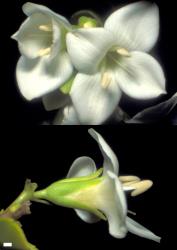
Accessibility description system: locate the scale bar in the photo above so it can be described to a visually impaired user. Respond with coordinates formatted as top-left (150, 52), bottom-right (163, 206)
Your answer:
top-left (3, 242), bottom-right (12, 247)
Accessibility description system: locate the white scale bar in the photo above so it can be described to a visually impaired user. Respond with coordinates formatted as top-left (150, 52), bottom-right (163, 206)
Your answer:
top-left (3, 243), bottom-right (12, 247)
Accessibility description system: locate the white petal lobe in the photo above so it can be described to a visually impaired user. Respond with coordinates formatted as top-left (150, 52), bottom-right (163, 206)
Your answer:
top-left (88, 129), bottom-right (119, 175)
top-left (71, 73), bottom-right (121, 124)
top-left (67, 157), bottom-right (96, 178)
top-left (22, 2), bottom-right (71, 28)
top-left (116, 51), bottom-right (166, 99)
top-left (66, 28), bottom-right (115, 74)
top-left (126, 217), bottom-right (161, 243)
top-left (105, 1), bottom-right (159, 52)
top-left (16, 52), bottom-right (73, 100)
top-left (75, 209), bottom-right (100, 224)
top-left (96, 172), bottom-right (127, 238)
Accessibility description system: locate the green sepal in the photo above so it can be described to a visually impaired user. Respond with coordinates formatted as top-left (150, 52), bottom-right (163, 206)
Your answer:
top-left (78, 16), bottom-right (97, 28)
top-left (59, 168), bottom-right (103, 183)
top-left (0, 218), bottom-right (38, 250)
top-left (33, 168), bottom-right (106, 220)
top-left (60, 75), bottom-right (75, 94)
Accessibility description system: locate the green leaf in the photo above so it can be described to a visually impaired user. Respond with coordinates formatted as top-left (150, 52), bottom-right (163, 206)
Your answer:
top-left (0, 218), bottom-right (38, 250)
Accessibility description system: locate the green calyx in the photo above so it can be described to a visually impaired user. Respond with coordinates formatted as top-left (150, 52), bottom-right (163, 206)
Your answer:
top-left (33, 168), bottom-right (106, 220)
top-left (59, 167), bottom-right (103, 183)
top-left (60, 75), bottom-right (75, 94)
top-left (78, 16), bottom-right (98, 28)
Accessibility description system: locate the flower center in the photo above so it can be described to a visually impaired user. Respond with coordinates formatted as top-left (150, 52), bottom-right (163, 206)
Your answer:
top-left (37, 24), bottom-right (53, 57)
top-left (39, 24), bottom-right (53, 32)
top-left (116, 48), bottom-right (130, 57)
top-left (38, 47), bottom-right (52, 57)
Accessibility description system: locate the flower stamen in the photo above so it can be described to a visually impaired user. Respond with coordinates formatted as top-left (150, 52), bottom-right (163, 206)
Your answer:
top-left (117, 48), bottom-right (130, 57)
top-left (101, 72), bottom-right (112, 88)
top-left (123, 180), bottom-right (140, 186)
top-left (121, 176), bottom-right (153, 197)
top-left (39, 25), bottom-right (52, 32)
top-left (38, 47), bottom-right (51, 57)
top-left (130, 180), bottom-right (153, 197)
top-left (119, 176), bottom-right (140, 183)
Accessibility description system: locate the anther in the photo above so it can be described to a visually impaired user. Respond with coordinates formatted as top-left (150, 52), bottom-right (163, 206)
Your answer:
top-left (117, 48), bottom-right (130, 57)
top-left (38, 47), bottom-right (51, 57)
top-left (101, 72), bottom-right (112, 88)
top-left (119, 176), bottom-right (141, 183)
top-left (131, 180), bottom-right (153, 197)
top-left (39, 25), bottom-right (52, 32)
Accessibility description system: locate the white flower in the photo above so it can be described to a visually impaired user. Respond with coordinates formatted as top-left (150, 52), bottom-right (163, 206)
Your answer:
top-left (66, 1), bottom-right (166, 124)
top-left (12, 2), bottom-right (73, 100)
top-left (66, 128), bottom-right (161, 242)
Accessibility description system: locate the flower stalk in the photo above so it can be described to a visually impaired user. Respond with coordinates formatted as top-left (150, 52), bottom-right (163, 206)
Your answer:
top-left (0, 180), bottom-right (37, 220)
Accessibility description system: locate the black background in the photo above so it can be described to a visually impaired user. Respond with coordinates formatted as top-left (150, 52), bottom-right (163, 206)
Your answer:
top-left (4, 0), bottom-right (177, 125)
top-left (1, 0), bottom-right (177, 250)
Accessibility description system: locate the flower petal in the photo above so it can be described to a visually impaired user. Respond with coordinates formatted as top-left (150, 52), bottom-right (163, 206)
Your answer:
top-left (105, 1), bottom-right (159, 52)
top-left (126, 217), bottom-right (161, 242)
top-left (53, 104), bottom-right (80, 125)
top-left (71, 73), bottom-right (121, 124)
top-left (42, 90), bottom-right (69, 111)
top-left (116, 51), bottom-right (166, 99)
top-left (96, 171), bottom-right (127, 238)
top-left (16, 51), bottom-right (73, 100)
top-left (75, 209), bottom-right (100, 224)
top-left (22, 2), bottom-right (71, 29)
top-left (88, 129), bottom-right (119, 175)
top-left (12, 2), bottom-right (71, 59)
top-left (66, 28), bottom-right (115, 74)
top-left (67, 156), bottom-right (96, 178)
top-left (127, 93), bottom-right (177, 124)
top-left (67, 156), bottom-right (99, 223)
top-left (107, 171), bottom-right (127, 214)
top-left (12, 13), bottom-right (54, 59)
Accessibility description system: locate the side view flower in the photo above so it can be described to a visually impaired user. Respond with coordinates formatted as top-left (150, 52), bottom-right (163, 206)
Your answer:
top-left (33, 129), bottom-right (161, 242)
top-left (0, 129), bottom-right (161, 247)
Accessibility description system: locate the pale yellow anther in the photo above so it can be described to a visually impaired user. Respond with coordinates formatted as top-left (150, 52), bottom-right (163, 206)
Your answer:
top-left (119, 175), bottom-right (141, 183)
top-left (101, 72), bottom-right (112, 88)
top-left (38, 47), bottom-right (51, 57)
top-left (130, 180), bottom-right (153, 197)
top-left (123, 180), bottom-right (140, 186)
top-left (117, 48), bottom-right (130, 57)
top-left (39, 25), bottom-right (52, 32)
